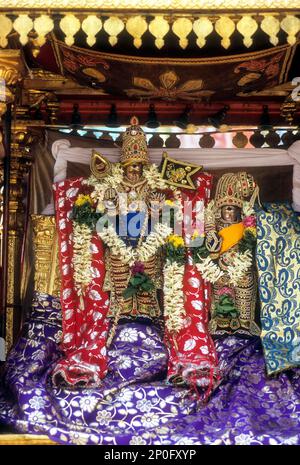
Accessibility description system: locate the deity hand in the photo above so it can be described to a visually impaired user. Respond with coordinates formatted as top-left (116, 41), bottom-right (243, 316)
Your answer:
top-left (147, 191), bottom-right (166, 215)
top-left (103, 187), bottom-right (118, 215)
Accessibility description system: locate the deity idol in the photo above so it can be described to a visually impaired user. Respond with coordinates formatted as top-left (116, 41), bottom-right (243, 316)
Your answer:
top-left (52, 117), bottom-right (218, 392)
top-left (196, 172), bottom-right (261, 337)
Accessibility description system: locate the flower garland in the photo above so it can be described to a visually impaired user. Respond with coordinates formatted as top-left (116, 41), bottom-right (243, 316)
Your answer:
top-left (83, 163), bottom-right (124, 212)
top-left (163, 260), bottom-right (185, 333)
top-left (195, 257), bottom-right (225, 284)
top-left (143, 164), bottom-right (172, 190)
top-left (162, 234), bottom-right (187, 333)
top-left (72, 163), bottom-right (184, 312)
top-left (98, 222), bottom-right (172, 267)
top-left (226, 249), bottom-right (253, 286)
top-left (72, 222), bottom-right (93, 295)
top-left (194, 202), bottom-right (257, 286)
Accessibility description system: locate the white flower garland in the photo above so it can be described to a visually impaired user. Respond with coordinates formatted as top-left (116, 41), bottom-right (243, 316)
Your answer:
top-left (84, 163), bottom-right (124, 210)
top-left (72, 222), bottom-right (93, 294)
top-left (226, 250), bottom-right (252, 286)
top-left (98, 222), bottom-right (172, 267)
top-left (242, 201), bottom-right (255, 217)
top-left (195, 257), bottom-right (225, 284)
top-left (163, 261), bottom-right (185, 333)
top-left (143, 165), bottom-right (184, 222)
top-left (73, 163), bottom-right (182, 297)
top-left (196, 249), bottom-right (253, 286)
top-left (143, 164), bottom-right (170, 190)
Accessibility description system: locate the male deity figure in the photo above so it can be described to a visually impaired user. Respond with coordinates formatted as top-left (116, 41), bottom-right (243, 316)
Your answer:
top-left (52, 117), bottom-right (218, 392)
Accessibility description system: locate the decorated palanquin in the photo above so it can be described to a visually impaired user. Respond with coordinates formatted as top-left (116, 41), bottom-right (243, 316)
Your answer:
top-left (51, 118), bottom-right (219, 392)
top-left (1, 122), bottom-right (300, 446)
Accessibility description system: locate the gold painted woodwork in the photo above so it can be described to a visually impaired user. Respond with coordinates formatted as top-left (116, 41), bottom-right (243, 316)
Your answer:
top-left (149, 16), bottom-right (169, 50)
top-left (215, 16), bottom-right (235, 50)
top-left (82, 15), bottom-right (102, 47)
top-left (31, 215), bottom-right (61, 298)
top-left (13, 14), bottom-right (33, 46)
top-left (281, 15), bottom-right (300, 46)
top-left (0, 15), bottom-right (13, 48)
top-left (0, 12), bottom-right (298, 50)
top-left (193, 17), bottom-right (213, 48)
top-left (0, 50), bottom-right (25, 115)
top-left (126, 16), bottom-right (148, 49)
top-left (261, 15), bottom-right (280, 46)
top-left (33, 14), bottom-right (54, 47)
top-left (103, 16), bottom-right (124, 46)
top-left (59, 14), bottom-right (81, 47)
top-left (1, 0), bottom-right (299, 10)
top-left (237, 16), bottom-right (258, 48)
top-left (4, 107), bottom-right (44, 353)
top-left (172, 17), bottom-right (193, 50)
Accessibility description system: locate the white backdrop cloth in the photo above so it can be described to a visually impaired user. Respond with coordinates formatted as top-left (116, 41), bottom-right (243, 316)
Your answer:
top-left (42, 139), bottom-right (300, 214)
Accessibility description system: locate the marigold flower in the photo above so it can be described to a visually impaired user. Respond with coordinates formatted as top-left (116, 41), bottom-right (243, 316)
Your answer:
top-left (165, 199), bottom-right (175, 207)
top-left (191, 230), bottom-right (199, 240)
top-left (167, 234), bottom-right (185, 248)
top-left (75, 194), bottom-right (92, 207)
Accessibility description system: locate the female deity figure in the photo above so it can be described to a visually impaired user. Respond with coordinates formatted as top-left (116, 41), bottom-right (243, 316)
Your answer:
top-left (197, 172), bottom-right (261, 337)
top-left (51, 117), bottom-right (218, 391)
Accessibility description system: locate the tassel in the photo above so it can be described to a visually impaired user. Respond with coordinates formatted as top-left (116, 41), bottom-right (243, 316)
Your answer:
top-left (249, 185), bottom-right (261, 208)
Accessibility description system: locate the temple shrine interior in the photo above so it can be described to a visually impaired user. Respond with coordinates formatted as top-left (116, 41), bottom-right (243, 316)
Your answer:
top-left (0, 0), bottom-right (300, 447)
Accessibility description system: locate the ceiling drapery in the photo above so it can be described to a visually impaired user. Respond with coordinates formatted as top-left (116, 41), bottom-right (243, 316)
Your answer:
top-left (30, 39), bottom-right (297, 101)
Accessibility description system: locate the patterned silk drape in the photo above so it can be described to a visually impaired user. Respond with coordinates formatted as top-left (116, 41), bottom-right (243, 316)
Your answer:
top-left (256, 203), bottom-right (300, 375)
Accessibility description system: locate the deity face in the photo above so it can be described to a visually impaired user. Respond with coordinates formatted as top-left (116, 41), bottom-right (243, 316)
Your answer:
top-left (124, 162), bottom-right (144, 184)
top-left (221, 205), bottom-right (241, 223)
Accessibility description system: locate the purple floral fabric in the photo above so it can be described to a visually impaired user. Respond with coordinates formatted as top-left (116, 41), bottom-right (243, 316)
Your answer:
top-left (1, 291), bottom-right (300, 445)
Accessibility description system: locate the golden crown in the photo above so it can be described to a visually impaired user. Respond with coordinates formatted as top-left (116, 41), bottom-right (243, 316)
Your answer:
top-left (215, 172), bottom-right (256, 209)
top-left (120, 116), bottom-right (149, 166)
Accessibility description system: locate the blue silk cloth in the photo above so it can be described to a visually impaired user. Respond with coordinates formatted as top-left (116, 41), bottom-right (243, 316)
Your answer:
top-left (256, 203), bottom-right (300, 375)
top-left (1, 290), bottom-right (300, 445)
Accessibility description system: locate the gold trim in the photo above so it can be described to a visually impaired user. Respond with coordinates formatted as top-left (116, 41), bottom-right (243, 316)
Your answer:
top-left (31, 215), bottom-right (61, 298)
top-left (0, 434), bottom-right (56, 445)
top-left (281, 41), bottom-right (297, 83)
top-left (0, 0), bottom-right (299, 10)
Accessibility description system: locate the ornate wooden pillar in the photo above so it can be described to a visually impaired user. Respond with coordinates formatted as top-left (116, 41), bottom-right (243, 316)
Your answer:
top-left (0, 50), bottom-right (45, 354)
top-left (5, 114), bottom-right (35, 352)
top-left (0, 51), bottom-right (25, 357)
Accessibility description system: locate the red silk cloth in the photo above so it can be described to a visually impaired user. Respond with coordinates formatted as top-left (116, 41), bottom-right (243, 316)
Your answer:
top-left (52, 177), bottom-right (110, 386)
top-left (52, 173), bottom-right (218, 391)
top-left (164, 174), bottom-right (219, 393)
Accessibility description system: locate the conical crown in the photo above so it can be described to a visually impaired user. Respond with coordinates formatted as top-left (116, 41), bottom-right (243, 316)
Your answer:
top-left (120, 116), bottom-right (149, 166)
top-left (215, 172), bottom-right (256, 209)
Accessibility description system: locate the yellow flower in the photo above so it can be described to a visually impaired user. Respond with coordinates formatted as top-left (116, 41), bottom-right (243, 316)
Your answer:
top-left (165, 199), bottom-right (175, 207)
top-left (191, 230), bottom-right (199, 240)
top-left (168, 234), bottom-right (185, 248)
top-left (245, 226), bottom-right (257, 237)
top-left (97, 201), bottom-right (105, 213)
top-left (75, 194), bottom-right (92, 207)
